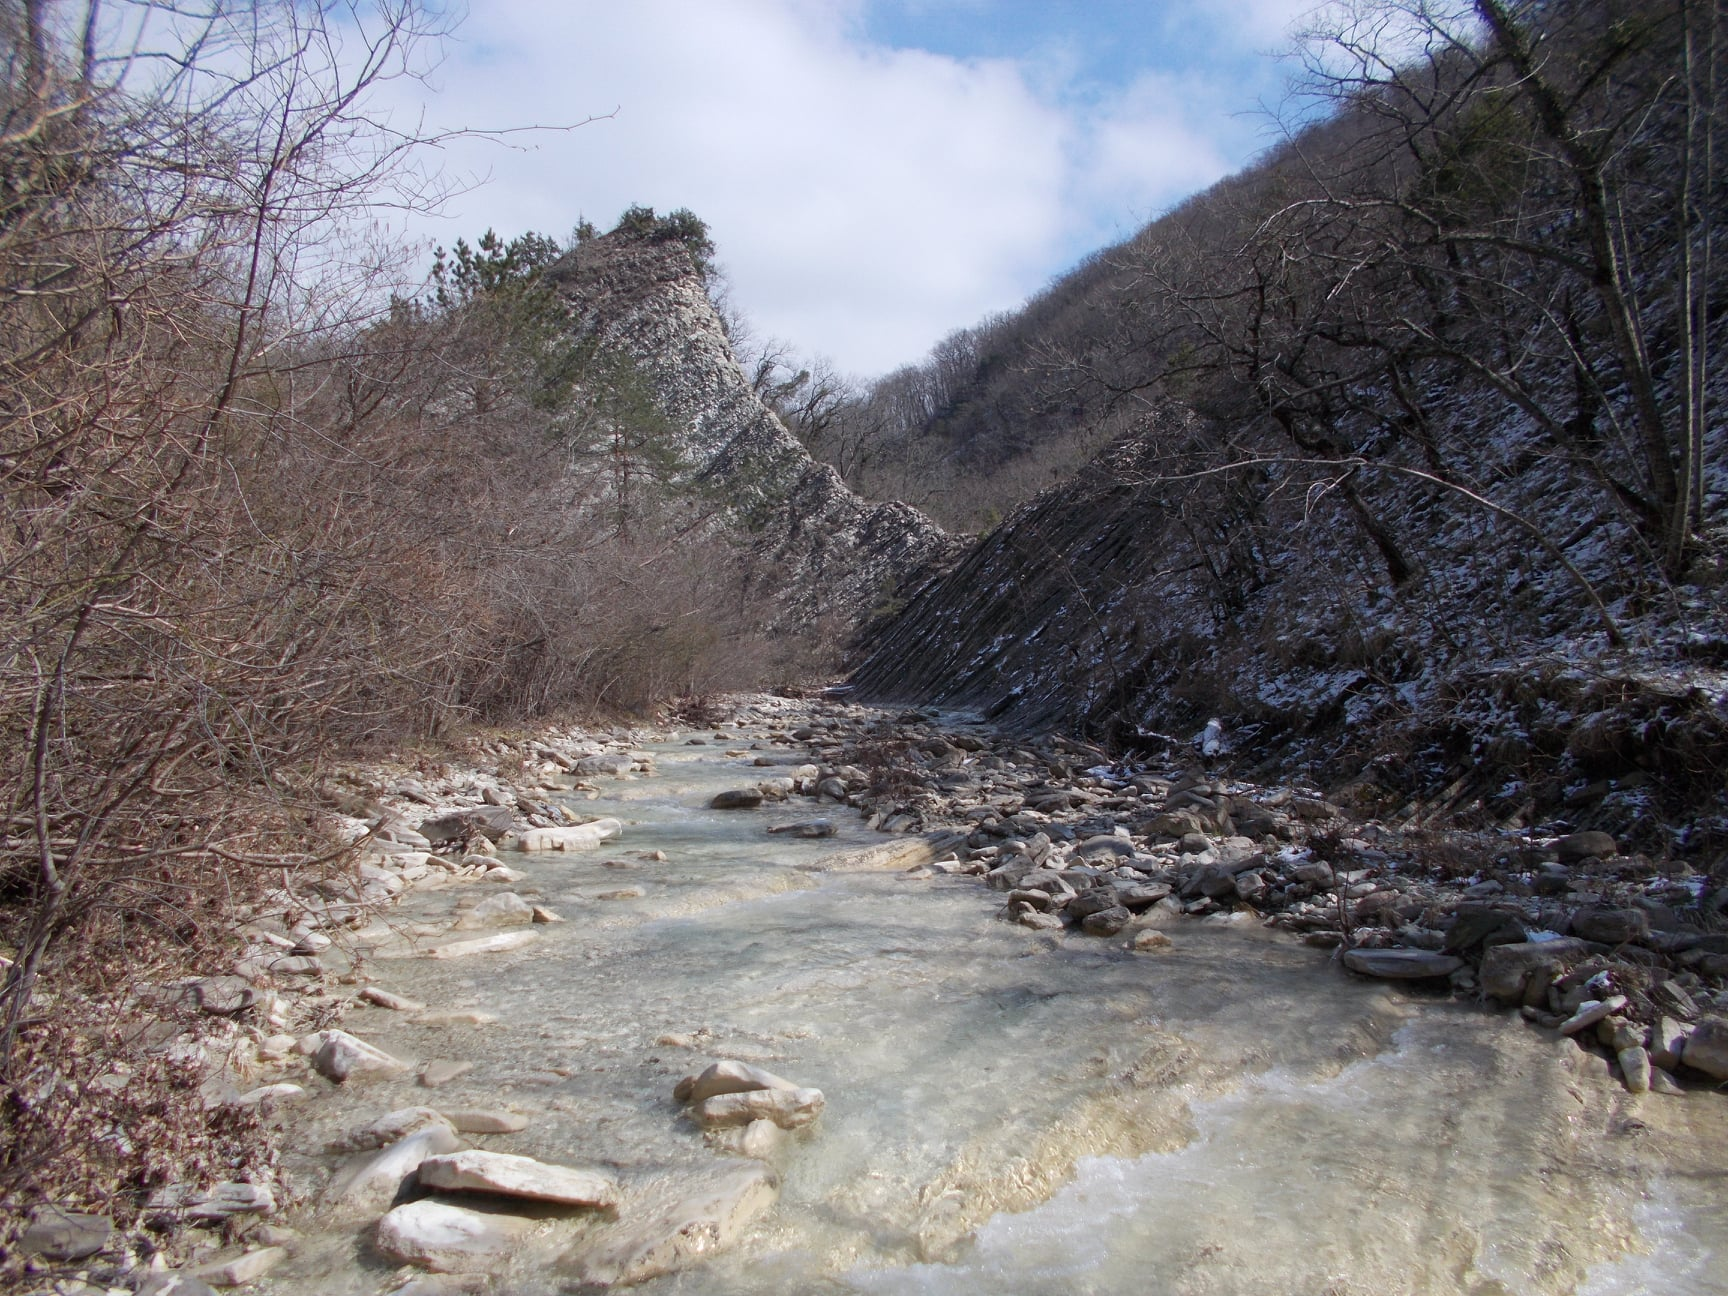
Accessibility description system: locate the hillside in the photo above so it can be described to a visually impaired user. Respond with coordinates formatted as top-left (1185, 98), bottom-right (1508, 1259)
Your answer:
top-left (850, 0), bottom-right (1728, 855)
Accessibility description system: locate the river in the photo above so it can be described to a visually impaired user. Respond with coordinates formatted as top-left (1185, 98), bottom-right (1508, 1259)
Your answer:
top-left (260, 716), bottom-right (1728, 1295)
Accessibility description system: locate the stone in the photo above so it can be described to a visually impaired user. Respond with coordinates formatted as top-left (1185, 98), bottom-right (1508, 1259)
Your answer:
top-left (441, 1109), bottom-right (531, 1134)
top-left (426, 930), bottom-right (538, 959)
top-left (417, 1150), bottom-right (618, 1207)
top-left (335, 1107), bottom-right (455, 1152)
top-left (20, 1206), bottom-right (111, 1261)
top-left (710, 789), bottom-right (764, 810)
top-left (1555, 830), bottom-right (1617, 863)
top-left (147, 1182), bottom-right (275, 1223)
top-left (501, 819), bottom-right (622, 852)
top-left (361, 986), bottom-right (426, 1012)
top-left (376, 1199), bottom-right (537, 1274)
top-left (1080, 905), bottom-right (1132, 936)
top-left (1649, 1016), bottom-right (1692, 1071)
top-left (189, 976), bottom-right (258, 1016)
top-left (1073, 835), bottom-right (1136, 860)
top-left (135, 1276), bottom-right (221, 1296)
top-left (194, 1246), bottom-right (287, 1287)
top-left (312, 1030), bottom-right (410, 1082)
top-left (453, 892), bottom-right (535, 929)
top-left (1342, 948), bottom-right (1466, 980)
top-left (674, 1060), bottom-right (798, 1105)
top-left (323, 1124), bottom-right (464, 1213)
top-left (1570, 906), bottom-right (1650, 945)
top-left (692, 1087), bottom-right (825, 1130)
top-left (531, 906), bottom-right (565, 924)
top-left (560, 1163), bottom-right (779, 1288)
top-left (420, 1060), bottom-right (474, 1088)
top-left (736, 1118), bottom-right (787, 1161)
top-left (766, 818), bottom-right (836, 838)
top-left (229, 1082), bottom-right (306, 1109)
top-left (1016, 910), bottom-right (1064, 931)
top-left (1558, 996), bottom-right (1628, 1036)
top-left (1443, 905), bottom-right (1527, 954)
top-left (1680, 1015), bottom-right (1728, 1079)
top-left (1617, 1045), bottom-right (1652, 1094)
top-left (1479, 938), bottom-right (1592, 1004)
top-left (597, 887), bottom-right (645, 901)
top-left (385, 1277), bottom-right (491, 1296)
top-left (1130, 929), bottom-right (1173, 952)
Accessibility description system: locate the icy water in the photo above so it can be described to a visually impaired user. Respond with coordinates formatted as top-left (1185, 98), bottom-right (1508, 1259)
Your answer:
top-left (263, 735), bottom-right (1728, 1295)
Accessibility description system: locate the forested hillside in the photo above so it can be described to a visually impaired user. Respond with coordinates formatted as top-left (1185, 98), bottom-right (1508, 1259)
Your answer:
top-left (853, 0), bottom-right (1728, 850)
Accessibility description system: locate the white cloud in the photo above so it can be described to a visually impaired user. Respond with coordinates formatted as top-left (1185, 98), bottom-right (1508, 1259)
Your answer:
top-left (379, 0), bottom-right (1286, 376)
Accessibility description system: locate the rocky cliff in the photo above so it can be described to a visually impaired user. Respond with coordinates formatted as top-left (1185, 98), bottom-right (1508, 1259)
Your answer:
top-left (545, 230), bottom-right (962, 628)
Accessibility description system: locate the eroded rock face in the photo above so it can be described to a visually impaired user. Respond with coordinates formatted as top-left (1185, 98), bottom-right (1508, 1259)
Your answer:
top-left (545, 233), bottom-right (960, 629)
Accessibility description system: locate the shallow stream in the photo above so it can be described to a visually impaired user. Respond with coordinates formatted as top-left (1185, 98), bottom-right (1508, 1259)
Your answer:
top-left (264, 729), bottom-right (1728, 1295)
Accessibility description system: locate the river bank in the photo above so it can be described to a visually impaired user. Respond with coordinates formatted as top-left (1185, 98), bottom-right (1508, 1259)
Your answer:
top-left (15, 694), bottom-right (1728, 1295)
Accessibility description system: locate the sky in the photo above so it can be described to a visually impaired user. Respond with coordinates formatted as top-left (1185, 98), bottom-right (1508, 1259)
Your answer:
top-left (385, 0), bottom-right (1322, 378)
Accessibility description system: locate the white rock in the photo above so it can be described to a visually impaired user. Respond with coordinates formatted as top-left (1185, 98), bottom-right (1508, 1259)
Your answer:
top-left (333, 1106), bottom-right (454, 1152)
top-left (360, 986), bottom-right (426, 1012)
top-left (692, 1087), bottom-right (825, 1130)
top-left (440, 1109), bottom-right (530, 1135)
top-left (194, 1246), bottom-right (287, 1287)
top-left (425, 930), bottom-right (538, 960)
top-left (312, 1030), bottom-right (410, 1082)
top-left (322, 1124), bottom-right (463, 1214)
top-left (673, 1060), bottom-right (798, 1105)
top-left (417, 1150), bottom-right (617, 1207)
top-left (228, 1083), bottom-right (306, 1109)
top-left (500, 819), bottom-right (622, 852)
top-left (452, 892), bottom-right (534, 930)
top-left (376, 1199), bottom-right (537, 1274)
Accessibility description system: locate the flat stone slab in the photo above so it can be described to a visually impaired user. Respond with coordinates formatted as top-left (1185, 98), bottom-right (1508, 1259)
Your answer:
top-left (1342, 948), bottom-right (1465, 980)
top-left (21, 1206), bottom-right (111, 1261)
top-left (193, 1246), bottom-right (287, 1287)
top-left (426, 930), bottom-right (539, 959)
top-left (501, 819), bottom-right (622, 852)
top-left (376, 1199), bottom-right (538, 1274)
top-left (417, 1150), bottom-right (617, 1208)
top-left (560, 1163), bottom-right (779, 1287)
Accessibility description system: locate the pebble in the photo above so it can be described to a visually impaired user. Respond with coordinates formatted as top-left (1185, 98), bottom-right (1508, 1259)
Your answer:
top-left (441, 1109), bottom-right (531, 1134)
top-left (361, 986), bottom-right (426, 1012)
top-left (420, 1060), bottom-right (474, 1088)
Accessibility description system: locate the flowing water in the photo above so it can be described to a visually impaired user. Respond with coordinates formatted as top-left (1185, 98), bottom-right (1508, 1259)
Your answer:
top-left (263, 729), bottom-right (1728, 1295)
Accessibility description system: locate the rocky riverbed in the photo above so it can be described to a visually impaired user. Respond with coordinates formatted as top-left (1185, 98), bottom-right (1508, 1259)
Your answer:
top-left (17, 694), bottom-right (1728, 1296)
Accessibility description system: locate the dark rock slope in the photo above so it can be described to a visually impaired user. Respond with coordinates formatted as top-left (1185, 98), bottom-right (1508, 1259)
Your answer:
top-left (850, 397), bottom-right (1728, 856)
top-left (546, 231), bottom-right (962, 627)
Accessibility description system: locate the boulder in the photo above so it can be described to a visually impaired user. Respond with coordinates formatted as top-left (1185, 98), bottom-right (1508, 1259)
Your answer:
top-left (375, 1199), bottom-right (537, 1274)
top-left (501, 819), bottom-right (621, 852)
top-left (322, 1124), bottom-right (463, 1214)
top-left (709, 789), bottom-right (764, 810)
top-left (333, 1106), bottom-right (454, 1152)
top-left (1080, 906), bottom-right (1132, 936)
top-left (1342, 948), bottom-right (1465, 980)
top-left (560, 1163), bottom-right (779, 1288)
top-left (426, 931), bottom-right (538, 959)
top-left (312, 1030), bottom-right (410, 1082)
top-left (1681, 1015), bottom-right (1728, 1080)
top-left (1555, 830), bottom-right (1617, 863)
top-left (417, 1150), bottom-right (617, 1208)
top-left (766, 818), bottom-right (837, 838)
top-left (1478, 938), bottom-right (1592, 1004)
top-left (452, 892), bottom-right (535, 930)
top-left (692, 1087), bottom-right (825, 1130)
top-left (674, 1060), bottom-right (797, 1105)
top-left (1570, 906), bottom-right (1650, 945)
top-left (20, 1206), bottom-right (111, 1261)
